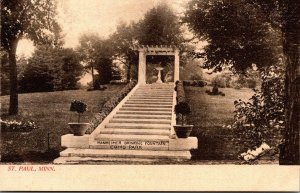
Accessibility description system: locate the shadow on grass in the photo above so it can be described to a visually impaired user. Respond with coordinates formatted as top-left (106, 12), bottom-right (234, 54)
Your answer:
top-left (1, 149), bottom-right (61, 163)
top-left (190, 126), bottom-right (238, 160)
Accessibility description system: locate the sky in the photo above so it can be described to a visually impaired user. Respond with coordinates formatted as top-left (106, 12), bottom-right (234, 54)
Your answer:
top-left (17, 0), bottom-right (186, 58)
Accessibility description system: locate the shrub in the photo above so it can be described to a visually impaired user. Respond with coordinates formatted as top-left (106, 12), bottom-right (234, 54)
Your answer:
top-left (175, 102), bottom-right (191, 125)
top-left (175, 81), bottom-right (192, 124)
top-left (70, 100), bottom-right (88, 122)
top-left (211, 74), bottom-right (230, 88)
top-left (175, 81), bottom-right (186, 103)
top-left (86, 80), bottom-right (137, 134)
top-left (231, 65), bottom-right (284, 152)
top-left (206, 84), bottom-right (225, 96)
top-left (1, 119), bottom-right (39, 132)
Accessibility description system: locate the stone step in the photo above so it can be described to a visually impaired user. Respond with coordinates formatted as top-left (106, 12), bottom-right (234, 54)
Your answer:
top-left (109, 118), bottom-right (171, 124)
top-left (114, 114), bottom-right (172, 119)
top-left (53, 156), bottom-right (171, 164)
top-left (138, 86), bottom-right (173, 88)
top-left (59, 148), bottom-right (191, 160)
top-left (105, 123), bottom-right (170, 129)
top-left (133, 94), bottom-right (173, 97)
top-left (122, 104), bottom-right (172, 108)
top-left (129, 97), bottom-right (173, 101)
top-left (135, 90), bottom-right (173, 93)
top-left (96, 134), bottom-right (169, 141)
top-left (130, 95), bottom-right (173, 99)
top-left (134, 91), bottom-right (173, 93)
top-left (125, 101), bottom-right (173, 105)
top-left (99, 128), bottom-right (170, 135)
top-left (116, 110), bottom-right (172, 115)
top-left (120, 106), bottom-right (171, 111)
top-left (127, 99), bottom-right (172, 102)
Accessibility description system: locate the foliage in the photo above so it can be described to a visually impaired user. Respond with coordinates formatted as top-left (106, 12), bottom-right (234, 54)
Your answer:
top-left (137, 3), bottom-right (183, 46)
top-left (175, 81), bottom-right (192, 125)
top-left (183, 80), bottom-right (206, 87)
top-left (183, 0), bottom-right (281, 73)
top-left (110, 21), bottom-right (139, 81)
top-left (0, 51), bottom-right (10, 95)
top-left (211, 69), bottom-right (260, 89)
top-left (70, 100), bottom-right (88, 123)
top-left (86, 80), bottom-right (138, 134)
top-left (18, 46), bottom-right (83, 93)
top-left (180, 59), bottom-right (204, 81)
top-left (1, 119), bottom-right (38, 133)
top-left (231, 65), bottom-right (285, 152)
top-left (175, 102), bottom-right (192, 125)
top-left (1, 0), bottom-right (59, 114)
top-left (77, 33), bottom-right (114, 86)
top-left (175, 81), bottom-right (186, 103)
top-left (70, 100), bottom-right (88, 114)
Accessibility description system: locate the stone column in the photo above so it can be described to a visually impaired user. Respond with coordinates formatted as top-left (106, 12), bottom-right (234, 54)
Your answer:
top-left (138, 49), bottom-right (146, 84)
top-left (174, 49), bottom-right (180, 82)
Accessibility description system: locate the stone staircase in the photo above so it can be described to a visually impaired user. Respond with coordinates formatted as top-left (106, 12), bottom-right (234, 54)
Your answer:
top-left (54, 84), bottom-right (197, 164)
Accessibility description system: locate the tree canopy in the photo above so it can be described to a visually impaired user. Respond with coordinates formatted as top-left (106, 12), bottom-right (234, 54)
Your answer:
top-left (183, 0), bottom-right (281, 73)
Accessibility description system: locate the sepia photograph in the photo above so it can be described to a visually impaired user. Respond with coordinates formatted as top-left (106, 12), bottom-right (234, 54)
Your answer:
top-left (0, 0), bottom-right (299, 191)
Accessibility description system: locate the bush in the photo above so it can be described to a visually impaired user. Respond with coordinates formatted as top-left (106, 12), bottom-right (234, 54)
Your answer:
top-left (211, 74), bottom-right (230, 88)
top-left (175, 81), bottom-right (186, 103)
top-left (1, 119), bottom-right (39, 132)
top-left (86, 80), bottom-right (137, 134)
top-left (231, 65), bottom-right (284, 152)
top-left (183, 80), bottom-right (207, 87)
top-left (206, 85), bottom-right (225, 96)
top-left (175, 81), bottom-right (192, 124)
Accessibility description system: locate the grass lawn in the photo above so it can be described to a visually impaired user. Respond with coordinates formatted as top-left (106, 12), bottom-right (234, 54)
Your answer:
top-left (0, 84), bottom-right (125, 162)
top-left (185, 86), bottom-right (255, 160)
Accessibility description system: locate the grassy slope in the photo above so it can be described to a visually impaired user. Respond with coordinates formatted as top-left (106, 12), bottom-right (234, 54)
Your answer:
top-left (0, 85), bottom-right (124, 161)
top-left (185, 86), bottom-right (254, 160)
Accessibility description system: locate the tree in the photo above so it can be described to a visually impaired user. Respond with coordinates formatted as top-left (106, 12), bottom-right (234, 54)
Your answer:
top-left (183, 0), bottom-right (299, 164)
top-left (18, 46), bottom-right (83, 92)
top-left (78, 33), bottom-right (114, 87)
top-left (137, 2), bottom-right (183, 46)
top-left (110, 21), bottom-right (139, 81)
top-left (183, 0), bottom-right (280, 73)
top-left (1, 0), bottom-right (58, 114)
top-left (93, 38), bottom-right (114, 85)
top-left (77, 33), bottom-right (99, 88)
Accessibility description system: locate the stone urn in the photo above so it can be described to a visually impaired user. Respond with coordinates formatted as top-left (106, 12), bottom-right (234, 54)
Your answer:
top-left (68, 123), bottom-right (89, 136)
top-left (173, 125), bottom-right (193, 138)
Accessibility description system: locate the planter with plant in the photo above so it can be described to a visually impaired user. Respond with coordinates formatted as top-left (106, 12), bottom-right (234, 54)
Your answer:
top-left (68, 100), bottom-right (89, 136)
top-left (174, 101), bottom-right (194, 138)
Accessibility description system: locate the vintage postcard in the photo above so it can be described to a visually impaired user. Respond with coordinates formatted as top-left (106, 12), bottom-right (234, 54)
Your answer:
top-left (0, 0), bottom-right (299, 191)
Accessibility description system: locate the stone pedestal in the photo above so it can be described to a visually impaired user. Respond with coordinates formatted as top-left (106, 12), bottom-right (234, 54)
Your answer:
top-left (61, 134), bottom-right (89, 148)
top-left (169, 137), bottom-right (198, 150)
top-left (155, 67), bottom-right (164, 83)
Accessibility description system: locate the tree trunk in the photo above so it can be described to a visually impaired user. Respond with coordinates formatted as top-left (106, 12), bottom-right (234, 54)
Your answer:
top-left (279, 0), bottom-right (300, 165)
top-left (91, 64), bottom-right (95, 88)
top-left (8, 39), bottom-right (19, 115)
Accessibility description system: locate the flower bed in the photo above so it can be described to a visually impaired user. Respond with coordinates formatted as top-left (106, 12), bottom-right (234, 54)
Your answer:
top-left (1, 119), bottom-right (39, 132)
top-left (86, 80), bottom-right (137, 134)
